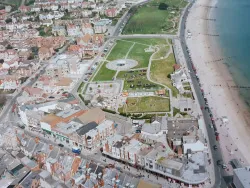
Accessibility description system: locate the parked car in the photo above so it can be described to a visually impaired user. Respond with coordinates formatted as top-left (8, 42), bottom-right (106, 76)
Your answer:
top-left (213, 145), bottom-right (218, 150)
top-left (58, 143), bottom-right (64, 147)
top-left (217, 160), bottom-right (223, 166)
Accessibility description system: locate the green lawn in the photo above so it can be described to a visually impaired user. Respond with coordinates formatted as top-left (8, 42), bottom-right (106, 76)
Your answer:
top-left (122, 38), bottom-right (167, 46)
top-left (93, 62), bottom-right (116, 81)
top-left (107, 40), bottom-right (133, 61)
top-left (150, 53), bottom-right (179, 97)
top-left (153, 45), bottom-right (170, 59)
top-left (117, 70), bottom-right (162, 91)
top-left (123, 0), bottom-right (187, 34)
top-left (120, 96), bottom-right (170, 113)
top-left (127, 43), bottom-right (153, 68)
top-left (0, 0), bottom-right (21, 6)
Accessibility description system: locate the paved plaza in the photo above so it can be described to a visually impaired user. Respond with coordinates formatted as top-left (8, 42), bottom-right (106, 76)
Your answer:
top-left (106, 59), bottom-right (138, 71)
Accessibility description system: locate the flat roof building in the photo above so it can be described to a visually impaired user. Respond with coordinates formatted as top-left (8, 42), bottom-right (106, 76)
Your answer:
top-left (233, 166), bottom-right (250, 188)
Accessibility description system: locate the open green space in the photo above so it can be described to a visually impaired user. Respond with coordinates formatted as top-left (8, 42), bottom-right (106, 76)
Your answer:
top-left (122, 38), bottom-right (167, 46)
top-left (107, 40), bottom-right (133, 61)
top-left (0, 0), bottom-right (21, 6)
top-left (123, 0), bottom-right (187, 34)
top-left (93, 62), bottom-right (116, 81)
top-left (150, 53), bottom-right (179, 97)
top-left (127, 43), bottom-right (153, 68)
top-left (153, 45), bottom-right (170, 59)
top-left (117, 69), bottom-right (162, 91)
top-left (119, 96), bottom-right (170, 113)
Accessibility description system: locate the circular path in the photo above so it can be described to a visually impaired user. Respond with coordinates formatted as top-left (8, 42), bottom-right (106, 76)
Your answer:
top-left (106, 59), bottom-right (138, 71)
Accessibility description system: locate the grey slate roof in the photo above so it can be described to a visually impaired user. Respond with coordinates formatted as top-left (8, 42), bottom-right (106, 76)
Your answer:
top-left (76, 121), bottom-right (98, 136)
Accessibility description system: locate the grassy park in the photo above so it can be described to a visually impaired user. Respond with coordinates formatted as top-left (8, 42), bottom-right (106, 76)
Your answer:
top-left (93, 62), bottom-right (116, 81)
top-left (107, 39), bottom-right (161, 68)
top-left (123, 0), bottom-right (188, 34)
top-left (107, 40), bottom-right (133, 61)
top-left (127, 43), bottom-right (153, 68)
top-left (117, 69), bottom-right (162, 91)
top-left (119, 96), bottom-right (170, 113)
top-left (150, 53), bottom-right (179, 97)
top-left (153, 45), bottom-right (170, 59)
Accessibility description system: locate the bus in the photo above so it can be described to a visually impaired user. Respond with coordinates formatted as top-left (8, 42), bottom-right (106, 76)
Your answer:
top-left (72, 147), bottom-right (81, 154)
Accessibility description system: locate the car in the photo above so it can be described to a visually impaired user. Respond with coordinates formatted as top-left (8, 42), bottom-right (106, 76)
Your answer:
top-left (58, 143), bottom-right (64, 147)
top-left (210, 124), bottom-right (214, 129)
top-left (222, 164), bottom-right (227, 169)
top-left (84, 78), bottom-right (88, 81)
top-left (213, 145), bottom-right (218, 150)
top-left (217, 160), bottom-right (223, 166)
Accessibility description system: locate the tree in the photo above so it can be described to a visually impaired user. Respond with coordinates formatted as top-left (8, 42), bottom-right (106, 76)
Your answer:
top-left (5, 18), bottom-right (12, 23)
top-left (0, 59), bottom-right (4, 64)
top-left (158, 3), bottom-right (168, 10)
top-left (97, 95), bottom-right (104, 103)
top-left (110, 84), bottom-right (113, 88)
top-left (6, 44), bottom-right (13, 49)
top-left (31, 47), bottom-right (39, 55)
top-left (0, 95), bottom-right (6, 106)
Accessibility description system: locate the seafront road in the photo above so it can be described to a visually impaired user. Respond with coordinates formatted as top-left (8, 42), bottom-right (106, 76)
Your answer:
top-left (179, 0), bottom-right (227, 187)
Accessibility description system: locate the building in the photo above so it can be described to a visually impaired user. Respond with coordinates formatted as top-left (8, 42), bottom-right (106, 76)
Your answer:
top-left (52, 25), bottom-right (67, 36)
top-left (94, 20), bottom-right (107, 34)
top-left (105, 8), bottom-right (118, 18)
top-left (233, 166), bottom-right (250, 188)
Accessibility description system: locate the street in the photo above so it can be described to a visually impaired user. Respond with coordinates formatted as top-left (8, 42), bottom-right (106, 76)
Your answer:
top-left (179, 0), bottom-right (227, 187)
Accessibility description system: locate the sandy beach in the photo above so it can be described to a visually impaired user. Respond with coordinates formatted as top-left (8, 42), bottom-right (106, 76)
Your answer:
top-left (186, 0), bottom-right (250, 171)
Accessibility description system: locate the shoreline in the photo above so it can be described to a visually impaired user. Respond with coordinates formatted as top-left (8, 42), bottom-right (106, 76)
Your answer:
top-left (186, 0), bottom-right (250, 170)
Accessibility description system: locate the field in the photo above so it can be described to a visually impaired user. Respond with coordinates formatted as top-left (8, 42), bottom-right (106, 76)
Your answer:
top-left (152, 45), bottom-right (170, 59)
top-left (150, 53), bottom-right (179, 97)
top-left (93, 62), bottom-right (116, 81)
top-left (107, 40), bottom-right (133, 61)
top-left (117, 69), bottom-right (162, 91)
top-left (119, 96), bottom-right (170, 113)
top-left (127, 43), bottom-right (153, 68)
top-left (0, 0), bottom-right (21, 6)
top-left (123, 0), bottom-right (188, 34)
top-left (107, 39), bottom-right (159, 68)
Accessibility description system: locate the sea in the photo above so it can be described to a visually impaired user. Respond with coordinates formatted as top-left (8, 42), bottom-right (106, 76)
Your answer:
top-left (213, 0), bottom-right (250, 107)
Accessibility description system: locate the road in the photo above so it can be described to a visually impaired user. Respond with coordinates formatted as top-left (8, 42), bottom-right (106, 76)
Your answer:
top-left (179, 0), bottom-right (227, 187)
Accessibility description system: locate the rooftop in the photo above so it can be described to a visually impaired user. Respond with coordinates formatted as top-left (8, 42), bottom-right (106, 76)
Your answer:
top-left (233, 166), bottom-right (250, 188)
top-left (76, 121), bottom-right (98, 136)
top-left (167, 118), bottom-right (198, 140)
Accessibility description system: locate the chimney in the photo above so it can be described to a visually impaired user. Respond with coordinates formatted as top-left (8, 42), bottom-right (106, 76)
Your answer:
top-left (49, 144), bottom-right (53, 150)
